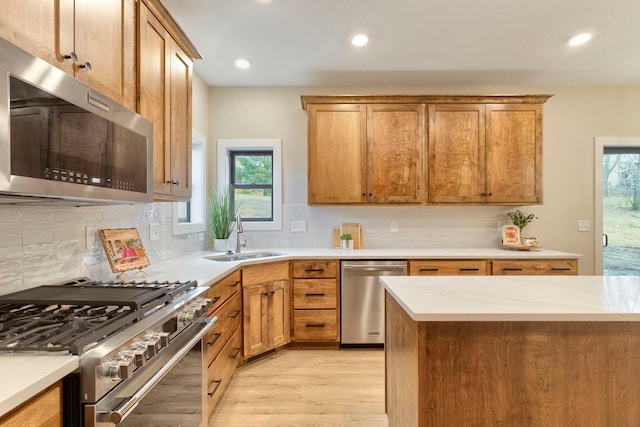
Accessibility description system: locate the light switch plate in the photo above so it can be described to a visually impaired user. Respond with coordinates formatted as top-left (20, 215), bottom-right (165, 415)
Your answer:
top-left (149, 223), bottom-right (160, 241)
top-left (578, 219), bottom-right (590, 232)
top-left (390, 221), bottom-right (399, 232)
top-left (291, 221), bottom-right (307, 232)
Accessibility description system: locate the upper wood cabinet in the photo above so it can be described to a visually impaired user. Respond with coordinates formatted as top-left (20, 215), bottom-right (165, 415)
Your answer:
top-left (306, 101), bottom-right (424, 204)
top-left (139, 0), bottom-right (196, 201)
top-left (302, 95), bottom-right (551, 206)
top-left (0, 0), bottom-right (136, 110)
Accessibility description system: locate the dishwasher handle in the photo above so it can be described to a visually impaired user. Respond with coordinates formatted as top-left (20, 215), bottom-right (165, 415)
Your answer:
top-left (342, 263), bottom-right (406, 271)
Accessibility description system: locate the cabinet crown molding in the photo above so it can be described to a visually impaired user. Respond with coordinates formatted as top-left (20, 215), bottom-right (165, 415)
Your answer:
top-left (300, 94), bottom-right (553, 111)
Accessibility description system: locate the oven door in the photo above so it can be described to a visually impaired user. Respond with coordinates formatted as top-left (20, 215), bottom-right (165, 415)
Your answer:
top-left (85, 317), bottom-right (215, 427)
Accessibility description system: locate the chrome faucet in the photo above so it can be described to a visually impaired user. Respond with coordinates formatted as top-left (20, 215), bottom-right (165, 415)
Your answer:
top-left (235, 215), bottom-right (244, 253)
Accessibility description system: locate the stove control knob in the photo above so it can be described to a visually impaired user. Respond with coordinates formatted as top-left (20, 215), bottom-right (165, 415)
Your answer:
top-left (157, 331), bottom-right (171, 349)
top-left (133, 349), bottom-right (147, 368)
top-left (117, 361), bottom-right (134, 380)
top-left (145, 338), bottom-right (160, 357)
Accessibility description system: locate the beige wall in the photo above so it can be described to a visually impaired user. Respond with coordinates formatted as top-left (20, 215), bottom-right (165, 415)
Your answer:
top-left (207, 85), bottom-right (640, 274)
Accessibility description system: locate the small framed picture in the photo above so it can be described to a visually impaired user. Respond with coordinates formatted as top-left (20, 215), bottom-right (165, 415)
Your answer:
top-left (501, 225), bottom-right (521, 245)
top-left (99, 228), bottom-right (150, 276)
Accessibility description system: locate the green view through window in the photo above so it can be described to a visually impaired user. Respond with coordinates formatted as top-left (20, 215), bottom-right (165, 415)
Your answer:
top-left (230, 150), bottom-right (273, 221)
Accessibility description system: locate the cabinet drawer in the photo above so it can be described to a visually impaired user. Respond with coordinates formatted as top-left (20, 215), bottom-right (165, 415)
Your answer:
top-left (293, 280), bottom-right (337, 309)
top-left (206, 292), bottom-right (242, 366)
top-left (207, 328), bottom-right (242, 415)
top-left (243, 261), bottom-right (289, 286)
top-left (409, 259), bottom-right (489, 275)
top-left (293, 309), bottom-right (338, 341)
top-left (292, 260), bottom-right (338, 278)
top-left (207, 270), bottom-right (241, 314)
top-left (492, 259), bottom-right (578, 275)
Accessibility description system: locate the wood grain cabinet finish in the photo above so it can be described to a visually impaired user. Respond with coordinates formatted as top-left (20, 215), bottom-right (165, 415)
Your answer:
top-left (0, 381), bottom-right (62, 427)
top-left (492, 258), bottom-right (578, 275)
top-left (409, 259), bottom-right (490, 276)
top-left (0, 0), bottom-right (136, 110)
top-left (206, 270), bottom-right (242, 416)
top-left (291, 260), bottom-right (340, 342)
top-left (429, 102), bottom-right (544, 204)
top-left (302, 94), bottom-right (551, 206)
top-left (242, 262), bottom-right (291, 358)
top-left (139, 0), bottom-right (193, 201)
top-left (305, 102), bottom-right (424, 204)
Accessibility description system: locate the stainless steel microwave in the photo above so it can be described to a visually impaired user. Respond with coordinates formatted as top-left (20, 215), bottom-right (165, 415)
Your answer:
top-left (0, 37), bottom-right (153, 205)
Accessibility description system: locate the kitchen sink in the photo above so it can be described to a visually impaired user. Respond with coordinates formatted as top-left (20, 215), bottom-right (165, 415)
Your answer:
top-left (204, 251), bottom-right (285, 262)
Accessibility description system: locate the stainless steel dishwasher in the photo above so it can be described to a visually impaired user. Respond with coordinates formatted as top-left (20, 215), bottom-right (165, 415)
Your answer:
top-left (341, 260), bottom-right (407, 345)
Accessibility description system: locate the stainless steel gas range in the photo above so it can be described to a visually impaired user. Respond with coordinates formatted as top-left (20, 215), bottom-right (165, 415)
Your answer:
top-left (0, 277), bottom-right (215, 427)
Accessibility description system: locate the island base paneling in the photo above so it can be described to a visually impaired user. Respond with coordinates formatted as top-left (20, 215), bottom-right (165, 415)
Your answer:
top-left (385, 292), bottom-right (640, 427)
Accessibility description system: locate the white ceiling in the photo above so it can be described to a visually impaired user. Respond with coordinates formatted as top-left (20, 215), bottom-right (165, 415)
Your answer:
top-left (163, 0), bottom-right (640, 87)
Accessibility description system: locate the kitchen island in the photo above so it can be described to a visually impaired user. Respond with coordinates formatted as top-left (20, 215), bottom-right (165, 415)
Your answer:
top-left (380, 275), bottom-right (640, 426)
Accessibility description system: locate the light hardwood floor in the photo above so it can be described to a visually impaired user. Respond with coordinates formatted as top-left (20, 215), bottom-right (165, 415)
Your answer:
top-left (208, 348), bottom-right (388, 427)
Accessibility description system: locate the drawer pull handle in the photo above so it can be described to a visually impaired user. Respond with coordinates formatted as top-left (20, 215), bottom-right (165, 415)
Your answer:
top-left (459, 268), bottom-right (480, 271)
top-left (305, 268), bottom-right (325, 273)
top-left (210, 296), bottom-right (221, 305)
top-left (551, 267), bottom-right (572, 271)
top-left (305, 293), bottom-right (326, 297)
top-left (230, 280), bottom-right (241, 288)
top-left (503, 268), bottom-right (523, 271)
top-left (230, 348), bottom-right (241, 359)
top-left (306, 323), bottom-right (326, 328)
top-left (207, 333), bottom-right (221, 346)
top-left (207, 380), bottom-right (222, 397)
top-left (419, 268), bottom-right (439, 272)
top-left (229, 309), bottom-right (241, 319)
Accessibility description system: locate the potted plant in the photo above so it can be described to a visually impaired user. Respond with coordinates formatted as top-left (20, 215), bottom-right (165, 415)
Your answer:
top-left (506, 209), bottom-right (537, 243)
top-left (340, 233), bottom-right (354, 250)
top-left (209, 188), bottom-right (238, 251)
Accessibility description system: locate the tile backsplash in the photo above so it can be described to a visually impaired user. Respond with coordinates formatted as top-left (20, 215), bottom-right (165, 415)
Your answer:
top-left (0, 203), bottom-right (207, 295)
top-left (0, 202), bottom-right (512, 295)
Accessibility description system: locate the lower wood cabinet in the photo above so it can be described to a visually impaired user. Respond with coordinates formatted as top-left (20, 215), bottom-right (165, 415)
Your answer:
top-left (242, 262), bottom-right (291, 358)
top-left (408, 258), bottom-right (578, 276)
top-left (409, 259), bottom-right (490, 275)
top-left (206, 270), bottom-right (242, 417)
top-left (291, 260), bottom-right (340, 343)
top-left (492, 258), bottom-right (578, 275)
top-left (0, 381), bottom-right (62, 427)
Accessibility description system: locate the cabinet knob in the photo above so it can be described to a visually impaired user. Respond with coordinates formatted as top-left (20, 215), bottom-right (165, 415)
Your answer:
top-left (64, 52), bottom-right (78, 62)
top-left (362, 193), bottom-right (366, 196)
top-left (166, 180), bottom-right (179, 185)
top-left (78, 62), bottom-right (92, 71)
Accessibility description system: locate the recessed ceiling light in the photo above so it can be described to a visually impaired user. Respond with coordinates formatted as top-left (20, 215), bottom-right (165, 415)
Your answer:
top-left (234, 57), bottom-right (251, 70)
top-left (351, 34), bottom-right (369, 47)
top-left (568, 32), bottom-right (593, 46)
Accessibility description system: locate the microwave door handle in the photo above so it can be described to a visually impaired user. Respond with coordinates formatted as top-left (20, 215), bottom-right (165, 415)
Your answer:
top-left (97, 317), bottom-right (216, 424)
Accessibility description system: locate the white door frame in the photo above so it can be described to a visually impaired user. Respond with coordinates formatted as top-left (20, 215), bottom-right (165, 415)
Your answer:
top-left (594, 137), bottom-right (640, 274)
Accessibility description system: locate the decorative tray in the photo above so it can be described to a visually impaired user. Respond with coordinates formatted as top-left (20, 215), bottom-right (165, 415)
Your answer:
top-left (500, 244), bottom-right (543, 251)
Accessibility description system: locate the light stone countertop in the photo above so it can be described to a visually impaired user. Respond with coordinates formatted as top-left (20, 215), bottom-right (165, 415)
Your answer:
top-left (0, 246), bottom-right (580, 417)
top-left (0, 354), bottom-right (79, 417)
top-left (380, 275), bottom-right (640, 322)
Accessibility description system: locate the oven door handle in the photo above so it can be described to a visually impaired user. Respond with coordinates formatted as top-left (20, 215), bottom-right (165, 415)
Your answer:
top-left (99, 316), bottom-right (217, 424)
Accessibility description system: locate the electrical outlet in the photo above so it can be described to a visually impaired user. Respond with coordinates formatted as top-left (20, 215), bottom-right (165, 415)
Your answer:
top-left (149, 223), bottom-right (160, 241)
top-left (390, 221), bottom-right (399, 232)
top-left (578, 219), bottom-right (590, 232)
top-left (85, 226), bottom-right (98, 249)
top-left (198, 233), bottom-right (204, 242)
top-left (291, 221), bottom-right (307, 232)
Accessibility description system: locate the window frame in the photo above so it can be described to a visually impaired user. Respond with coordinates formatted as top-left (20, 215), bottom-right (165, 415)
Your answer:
top-left (230, 150), bottom-right (274, 222)
top-left (173, 129), bottom-right (207, 235)
top-left (217, 139), bottom-right (282, 231)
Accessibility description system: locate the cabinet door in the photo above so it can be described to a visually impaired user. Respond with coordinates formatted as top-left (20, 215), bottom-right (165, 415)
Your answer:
top-left (0, 0), bottom-right (74, 74)
top-left (74, 0), bottom-right (136, 109)
top-left (269, 280), bottom-right (291, 348)
top-left (485, 104), bottom-right (542, 204)
top-left (243, 284), bottom-right (269, 357)
top-left (138, 2), bottom-right (172, 196)
top-left (428, 104), bottom-right (486, 203)
top-left (307, 104), bottom-right (366, 204)
top-left (168, 41), bottom-right (193, 199)
top-left (367, 104), bottom-right (424, 203)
